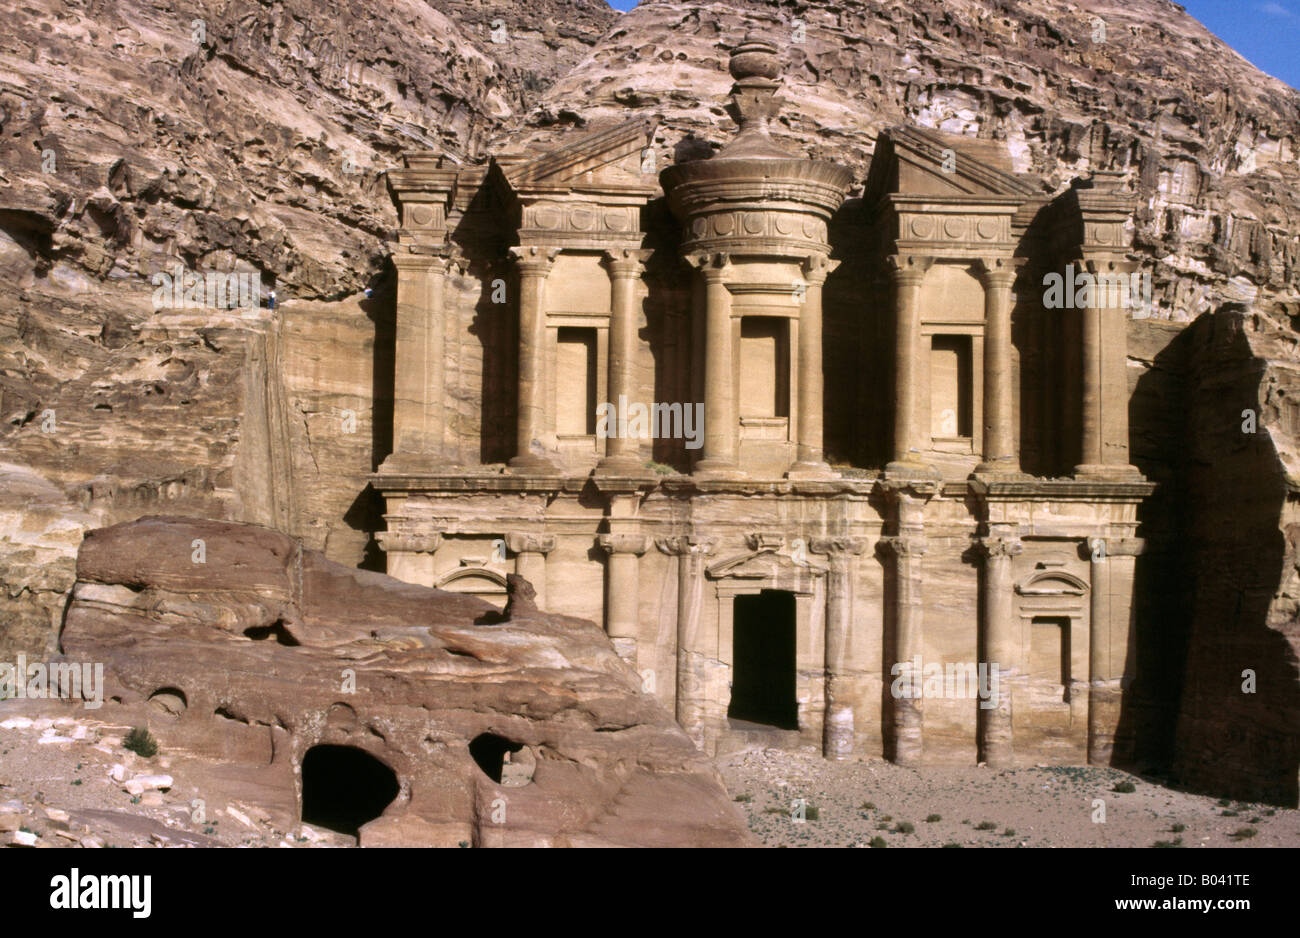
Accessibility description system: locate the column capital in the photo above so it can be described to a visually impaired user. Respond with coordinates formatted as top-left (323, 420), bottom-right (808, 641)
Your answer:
top-left (809, 536), bottom-right (869, 556)
top-left (604, 248), bottom-right (650, 279)
top-left (1085, 536), bottom-right (1144, 560)
top-left (1077, 255), bottom-right (1139, 277)
top-left (375, 531), bottom-right (443, 554)
top-left (391, 251), bottom-right (449, 274)
top-left (505, 532), bottom-right (556, 555)
top-left (886, 253), bottom-right (934, 284)
top-left (876, 535), bottom-right (927, 559)
top-left (976, 536), bottom-right (1024, 560)
top-left (509, 244), bottom-right (560, 275)
top-left (686, 251), bottom-right (731, 281)
top-left (599, 533), bottom-right (648, 556)
top-left (973, 256), bottom-right (1019, 288)
top-left (655, 534), bottom-right (716, 556)
top-left (801, 252), bottom-right (840, 285)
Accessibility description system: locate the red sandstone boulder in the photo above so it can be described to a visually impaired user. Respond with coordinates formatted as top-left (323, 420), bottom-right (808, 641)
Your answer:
top-left (59, 516), bottom-right (754, 847)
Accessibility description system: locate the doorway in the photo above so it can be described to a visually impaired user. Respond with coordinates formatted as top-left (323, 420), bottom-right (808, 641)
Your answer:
top-left (728, 589), bottom-right (798, 729)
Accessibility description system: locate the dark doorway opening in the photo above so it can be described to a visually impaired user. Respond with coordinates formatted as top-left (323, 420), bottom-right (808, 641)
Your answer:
top-left (728, 589), bottom-right (798, 729)
top-left (300, 744), bottom-right (399, 838)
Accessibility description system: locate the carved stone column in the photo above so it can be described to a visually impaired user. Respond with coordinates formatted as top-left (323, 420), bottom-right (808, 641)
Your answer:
top-left (788, 254), bottom-right (839, 477)
top-left (885, 255), bottom-right (937, 479)
top-left (1075, 257), bottom-right (1140, 479)
top-left (1086, 536), bottom-right (1142, 764)
top-left (977, 533), bottom-right (1023, 767)
top-left (810, 536), bottom-right (867, 759)
top-left (691, 253), bottom-right (741, 477)
top-left (878, 529), bottom-right (927, 765)
top-left (599, 249), bottom-right (649, 471)
top-left (656, 535), bottom-right (715, 745)
top-left (975, 259), bottom-right (1020, 475)
top-left (598, 533), bottom-right (648, 661)
top-left (376, 530), bottom-right (443, 588)
top-left (509, 245), bottom-right (559, 471)
top-left (505, 533), bottom-right (556, 610)
top-left (391, 252), bottom-right (448, 459)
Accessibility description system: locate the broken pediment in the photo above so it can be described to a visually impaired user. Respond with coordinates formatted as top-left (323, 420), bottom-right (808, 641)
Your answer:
top-left (500, 118), bottom-right (659, 194)
top-left (707, 548), bottom-right (828, 580)
top-left (864, 126), bottom-right (1038, 204)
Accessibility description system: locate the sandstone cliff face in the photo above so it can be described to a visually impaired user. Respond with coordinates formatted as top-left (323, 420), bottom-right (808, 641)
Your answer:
top-left (55, 516), bottom-right (752, 846)
top-left (1151, 308), bottom-right (1300, 805)
top-left (0, 0), bottom-right (612, 656)
top-left (2, 0), bottom-right (1300, 799)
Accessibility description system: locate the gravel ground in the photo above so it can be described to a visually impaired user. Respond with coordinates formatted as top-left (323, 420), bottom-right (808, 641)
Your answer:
top-left (718, 745), bottom-right (1300, 848)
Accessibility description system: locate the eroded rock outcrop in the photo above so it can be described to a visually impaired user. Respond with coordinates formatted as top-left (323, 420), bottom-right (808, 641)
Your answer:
top-left (58, 516), bottom-right (754, 846)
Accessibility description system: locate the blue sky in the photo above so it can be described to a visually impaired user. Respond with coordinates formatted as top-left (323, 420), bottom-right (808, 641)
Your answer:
top-left (601, 1), bottom-right (1300, 89)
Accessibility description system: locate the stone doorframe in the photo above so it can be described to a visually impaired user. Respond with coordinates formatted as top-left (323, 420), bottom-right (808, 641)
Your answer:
top-left (704, 534), bottom-right (828, 743)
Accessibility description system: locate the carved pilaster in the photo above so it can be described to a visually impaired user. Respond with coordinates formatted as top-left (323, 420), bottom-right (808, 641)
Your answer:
top-left (877, 532), bottom-right (927, 766)
top-left (506, 532), bottom-right (556, 610)
top-left (508, 245), bottom-right (560, 471)
top-left (810, 536), bottom-right (868, 759)
top-left (656, 535), bottom-right (715, 742)
top-left (598, 533), bottom-right (648, 662)
top-left (976, 534), bottom-right (1022, 768)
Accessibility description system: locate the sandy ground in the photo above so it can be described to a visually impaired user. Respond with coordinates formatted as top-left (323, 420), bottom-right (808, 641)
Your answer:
top-left (0, 699), bottom-right (351, 848)
top-left (3, 697), bottom-right (1296, 848)
top-left (718, 745), bottom-right (1300, 847)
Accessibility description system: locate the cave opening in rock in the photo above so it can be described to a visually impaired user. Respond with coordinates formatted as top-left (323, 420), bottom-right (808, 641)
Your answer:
top-left (300, 744), bottom-right (399, 838)
top-left (728, 589), bottom-right (798, 730)
top-left (469, 732), bottom-right (524, 783)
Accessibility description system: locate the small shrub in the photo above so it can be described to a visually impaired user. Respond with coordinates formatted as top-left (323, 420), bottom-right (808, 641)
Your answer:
top-left (1170, 823), bottom-right (1186, 833)
top-left (880, 814), bottom-right (892, 822)
top-left (804, 805), bottom-right (820, 821)
top-left (1112, 781), bottom-right (1136, 793)
top-left (869, 836), bottom-right (887, 848)
top-left (1265, 809), bottom-right (1277, 817)
top-left (1153, 837), bottom-right (1183, 848)
top-left (875, 822), bottom-right (890, 830)
top-left (1230, 827), bottom-right (1257, 840)
top-left (975, 820), bottom-right (997, 831)
top-left (895, 821), bottom-right (914, 834)
top-left (1217, 798), bottom-right (1231, 807)
top-left (123, 726), bottom-right (158, 758)
top-left (942, 842), bottom-right (962, 848)
top-left (859, 801), bottom-right (876, 811)
top-left (1220, 809), bottom-right (1238, 817)
top-left (925, 813), bottom-right (942, 823)
top-left (733, 793), bottom-right (752, 803)
top-left (1002, 828), bottom-right (1016, 837)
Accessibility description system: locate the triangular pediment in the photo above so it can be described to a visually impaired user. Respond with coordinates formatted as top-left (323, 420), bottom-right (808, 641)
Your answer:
top-left (502, 118), bottom-right (659, 192)
top-left (864, 126), bottom-right (1038, 205)
top-left (707, 549), bottom-right (827, 580)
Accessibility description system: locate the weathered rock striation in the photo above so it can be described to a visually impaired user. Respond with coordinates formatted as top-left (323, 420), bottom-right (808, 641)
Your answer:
top-left (57, 515), bottom-right (753, 846)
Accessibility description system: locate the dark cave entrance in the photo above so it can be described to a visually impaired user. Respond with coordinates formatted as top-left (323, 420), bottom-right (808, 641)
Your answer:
top-left (300, 744), bottom-right (399, 838)
top-left (469, 732), bottom-right (524, 783)
top-left (728, 589), bottom-right (798, 730)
